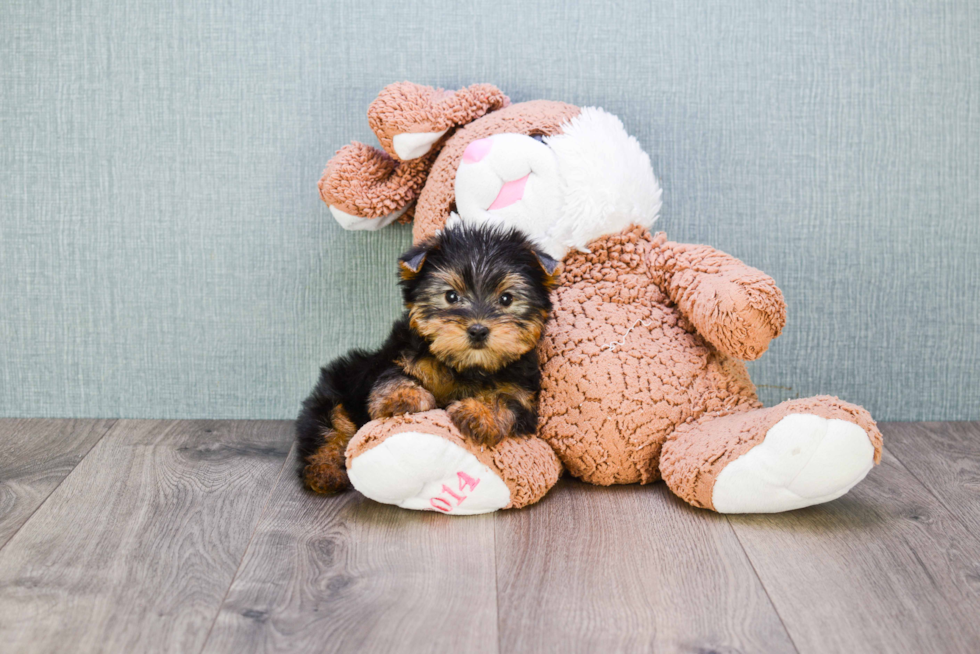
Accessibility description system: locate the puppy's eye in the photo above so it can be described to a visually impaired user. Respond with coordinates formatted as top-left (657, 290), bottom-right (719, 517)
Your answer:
top-left (499, 293), bottom-right (513, 307)
top-left (445, 290), bottom-right (459, 304)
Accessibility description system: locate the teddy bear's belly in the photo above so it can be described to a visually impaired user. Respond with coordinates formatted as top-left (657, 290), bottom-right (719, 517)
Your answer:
top-left (537, 286), bottom-right (758, 486)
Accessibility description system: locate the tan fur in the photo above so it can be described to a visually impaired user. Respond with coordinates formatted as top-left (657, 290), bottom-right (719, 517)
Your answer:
top-left (396, 356), bottom-right (536, 415)
top-left (431, 268), bottom-right (467, 293)
top-left (494, 272), bottom-right (533, 296)
top-left (303, 404), bottom-right (358, 494)
top-left (446, 381), bottom-right (537, 445)
top-left (531, 261), bottom-right (563, 291)
top-left (399, 255), bottom-right (428, 281)
top-left (397, 355), bottom-right (460, 405)
top-left (483, 382), bottom-right (536, 411)
top-left (447, 397), bottom-right (516, 446)
top-left (367, 376), bottom-right (437, 420)
top-left (330, 404), bottom-right (357, 437)
top-left (485, 318), bottom-right (544, 362)
top-left (406, 265), bottom-right (549, 373)
top-left (409, 308), bottom-right (544, 373)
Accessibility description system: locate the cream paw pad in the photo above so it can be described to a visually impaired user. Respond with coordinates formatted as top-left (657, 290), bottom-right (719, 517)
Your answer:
top-left (346, 410), bottom-right (562, 515)
top-left (711, 413), bottom-right (877, 513)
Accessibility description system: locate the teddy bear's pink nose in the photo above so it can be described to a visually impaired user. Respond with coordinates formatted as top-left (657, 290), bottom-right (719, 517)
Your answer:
top-left (462, 138), bottom-right (493, 164)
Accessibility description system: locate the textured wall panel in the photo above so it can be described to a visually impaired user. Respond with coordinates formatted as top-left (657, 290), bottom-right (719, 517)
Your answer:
top-left (1, 0), bottom-right (977, 419)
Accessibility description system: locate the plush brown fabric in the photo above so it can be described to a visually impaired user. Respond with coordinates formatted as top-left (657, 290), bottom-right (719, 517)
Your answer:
top-left (537, 226), bottom-right (763, 485)
top-left (345, 409), bottom-right (561, 509)
top-left (648, 232), bottom-right (787, 361)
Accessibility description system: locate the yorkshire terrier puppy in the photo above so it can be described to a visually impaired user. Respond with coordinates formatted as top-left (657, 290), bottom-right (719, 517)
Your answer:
top-left (296, 223), bottom-right (559, 494)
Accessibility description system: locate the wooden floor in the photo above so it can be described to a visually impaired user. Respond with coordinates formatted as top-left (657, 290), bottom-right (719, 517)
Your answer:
top-left (1, 421), bottom-right (979, 653)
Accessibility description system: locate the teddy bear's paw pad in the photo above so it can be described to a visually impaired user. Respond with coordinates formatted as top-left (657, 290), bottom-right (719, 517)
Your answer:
top-left (711, 413), bottom-right (876, 513)
top-left (392, 129), bottom-right (448, 160)
top-left (347, 431), bottom-right (510, 515)
top-left (329, 204), bottom-right (408, 232)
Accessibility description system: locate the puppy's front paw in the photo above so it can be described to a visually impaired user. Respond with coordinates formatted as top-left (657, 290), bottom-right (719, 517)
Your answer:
top-left (448, 399), bottom-right (508, 447)
top-left (368, 380), bottom-right (437, 420)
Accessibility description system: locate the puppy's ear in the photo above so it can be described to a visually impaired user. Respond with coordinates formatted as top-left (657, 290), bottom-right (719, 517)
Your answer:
top-left (533, 250), bottom-right (562, 289)
top-left (399, 246), bottom-right (430, 280)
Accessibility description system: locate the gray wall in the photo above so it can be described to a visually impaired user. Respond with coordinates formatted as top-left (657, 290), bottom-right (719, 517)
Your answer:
top-left (2, 0), bottom-right (978, 420)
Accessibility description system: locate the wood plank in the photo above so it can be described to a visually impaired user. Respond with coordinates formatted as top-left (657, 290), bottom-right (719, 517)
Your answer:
top-left (0, 420), bottom-right (292, 654)
top-left (0, 419), bottom-right (114, 549)
top-left (201, 446), bottom-right (498, 654)
top-left (494, 479), bottom-right (797, 654)
top-left (728, 450), bottom-right (980, 654)
top-left (201, 446), bottom-right (499, 654)
top-left (883, 422), bottom-right (980, 538)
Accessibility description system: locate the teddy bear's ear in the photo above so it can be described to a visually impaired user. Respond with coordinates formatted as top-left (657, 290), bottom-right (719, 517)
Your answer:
top-left (368, 82), bottom-right (510, 162)
top-left (320, 82), bottom-right (509, 231)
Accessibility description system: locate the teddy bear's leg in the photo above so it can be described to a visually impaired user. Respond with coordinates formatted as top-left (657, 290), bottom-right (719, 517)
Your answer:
top-left (344, 409), bottom-right (561, 515)
top-left (659, 396), bottom-right (883, 513)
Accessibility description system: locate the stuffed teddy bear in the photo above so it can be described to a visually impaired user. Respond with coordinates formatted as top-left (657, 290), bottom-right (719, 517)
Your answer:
top-left (316, 82), bottom-right (883, 515)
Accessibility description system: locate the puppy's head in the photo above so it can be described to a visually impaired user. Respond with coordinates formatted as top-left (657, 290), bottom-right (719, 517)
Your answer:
top-left (398, 223), bottom-right (559, 372)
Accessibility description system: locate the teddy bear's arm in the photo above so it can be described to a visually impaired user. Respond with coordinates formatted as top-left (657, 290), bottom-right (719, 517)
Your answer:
top-left (318, 143), bottom-right (434, 220)
top-left (647, 232), bottom-right (787, 360)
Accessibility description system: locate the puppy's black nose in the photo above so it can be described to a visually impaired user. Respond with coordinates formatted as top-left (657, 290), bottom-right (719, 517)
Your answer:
top-left (467, 324), bottom-right (490, 343)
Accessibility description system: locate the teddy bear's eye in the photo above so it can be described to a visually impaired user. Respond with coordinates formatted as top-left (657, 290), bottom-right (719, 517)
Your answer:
top-left (445, 290), bottom-right (459, 304)
top-left (499, 293), bottom-right (513, 307)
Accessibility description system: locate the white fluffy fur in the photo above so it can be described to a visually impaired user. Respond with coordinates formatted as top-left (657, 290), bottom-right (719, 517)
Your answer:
top-left (544, 107), bottom-right (663, 256)
top-left (452, 107), bottom-right (662, 259)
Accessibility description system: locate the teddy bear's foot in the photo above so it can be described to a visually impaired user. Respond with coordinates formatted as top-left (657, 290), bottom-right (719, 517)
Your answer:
top-left (345, 410), bottom-right (561, 515)
top-left (710, 414), bottom-right (875, 513)
top-left (660, 396), bottom-right (883, 513)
